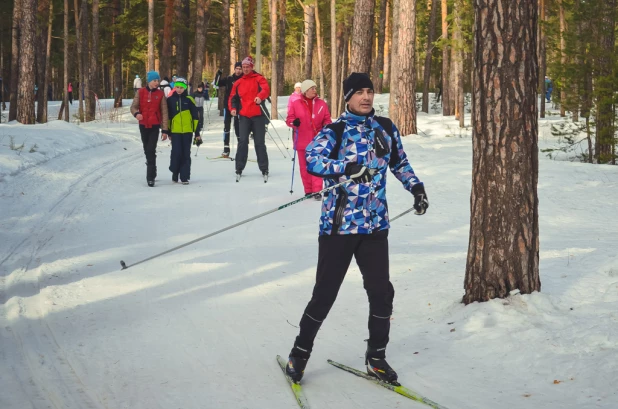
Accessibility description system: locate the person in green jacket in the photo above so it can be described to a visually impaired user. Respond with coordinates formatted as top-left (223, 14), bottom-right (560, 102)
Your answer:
top-left (166, 77), bottom-right (201, 184)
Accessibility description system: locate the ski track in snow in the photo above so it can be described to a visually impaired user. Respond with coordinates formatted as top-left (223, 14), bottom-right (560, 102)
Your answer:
top-left (1, 96), bottom-right (618, 409)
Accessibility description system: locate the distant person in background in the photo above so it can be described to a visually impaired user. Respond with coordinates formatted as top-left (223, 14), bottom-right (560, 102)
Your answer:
top-left (133, 75), bottom-right (142, 94)
top-left (170, 75), bottom-right (177, 88)
top-left (192, 82), bottom-right (207, 131)
top-left (67, 83), bottom-right (73, 105)
top-left (219, 62), bottom-right (243, 158)
top-left (160, 78), bottom-right (172, 97)
top-left (545, 76), bottom-right (553, 103)
top-left (288, 82), bottom-right (302, 113)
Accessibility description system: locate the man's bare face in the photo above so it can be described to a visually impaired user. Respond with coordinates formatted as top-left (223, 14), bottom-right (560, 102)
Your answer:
top-left (347, 88), bottom-right (374, 115)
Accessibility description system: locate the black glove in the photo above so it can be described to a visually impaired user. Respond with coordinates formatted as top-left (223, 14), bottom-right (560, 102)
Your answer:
top-left (345, 163), bottom-right (376, 184)
top-left (412, 184), bottom-right (429, 215)
top-left (292, 118), bottom-right (301, 127)
top-left (161, 129), bottom-right (170, 136)
top-left (193, 135), bottom-right (202, 146)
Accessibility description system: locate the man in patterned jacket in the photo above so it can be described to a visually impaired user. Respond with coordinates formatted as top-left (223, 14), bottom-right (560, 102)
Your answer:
top-left (284, 72), bottom-right (429, 386)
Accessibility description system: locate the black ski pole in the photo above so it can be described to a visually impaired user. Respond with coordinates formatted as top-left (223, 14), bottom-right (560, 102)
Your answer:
top-left (260, 104), bottom-right (289, 151)
top-left (119, 178), bottom-right (356, 270)
top-left (266, 128), bottom-right (287, 159)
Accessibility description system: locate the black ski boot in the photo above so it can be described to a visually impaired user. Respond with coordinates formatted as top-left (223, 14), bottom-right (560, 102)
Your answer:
top-left (147, 180), bottom-right (155, 187)
top-left (366, 347), bottom-right (399, 385)
top-left (286, 345), bottom-right (310, 383)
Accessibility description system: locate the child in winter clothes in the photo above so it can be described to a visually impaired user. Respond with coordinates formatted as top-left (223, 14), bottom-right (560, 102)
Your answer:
top-left (166, 77), bottom-right (201, 184)
top-left (286, 79), bottom-right (332, 198)
top-left (191, 83), bottom-right (207, 131)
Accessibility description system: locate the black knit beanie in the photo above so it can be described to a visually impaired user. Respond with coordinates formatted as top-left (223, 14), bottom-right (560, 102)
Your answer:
top-left (343, 72), bottom-right (374, 101)
top-left (234, 61), bottom-right (242, 69)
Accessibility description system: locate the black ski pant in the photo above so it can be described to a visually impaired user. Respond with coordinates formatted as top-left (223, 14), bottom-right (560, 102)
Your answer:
top-left (236, 115), bottom-right (268, 173)
top-left (293, 230), bottom-right (394, 359)
top-left (223, 108), bottom-right (240, 154)
top-left (169, 133), bottom-right (192, 182)
top-left (140, 125), bottom-right (160, 181)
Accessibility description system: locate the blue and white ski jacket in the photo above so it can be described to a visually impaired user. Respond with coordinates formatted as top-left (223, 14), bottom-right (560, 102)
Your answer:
top-left (306, 109), bottom-right (423, 235)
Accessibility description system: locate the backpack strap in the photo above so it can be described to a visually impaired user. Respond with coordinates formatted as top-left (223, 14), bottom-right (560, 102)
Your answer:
top-left (374, 116), bottom-right (403, 167)
top-left (324, 121), bottom-right (346, 159)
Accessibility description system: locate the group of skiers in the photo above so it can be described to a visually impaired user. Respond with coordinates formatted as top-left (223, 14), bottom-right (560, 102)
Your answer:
top-left (130, 60), bottom-right (430, 388)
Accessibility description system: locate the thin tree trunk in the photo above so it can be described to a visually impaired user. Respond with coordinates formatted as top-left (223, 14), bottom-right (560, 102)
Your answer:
top-left (539, 0), bottom-right (546, 118)
top-left (422, 0), bottom-right (438, 112)
top-left (63, 0), bottom-right (69, 120)
top-left (148, 0), bottom-right (155, 71)
top-left (464, 0), bottom-right (540, 304)
top-left (277, 0), bottom-right (286, 96)
top-left (314, 0), bottom-right (326, 97)
top-left (304, 4), bottom-right (315, 79)
top-left (9, 0), bottom-right (21, 121)
top-left (230, 1), bottom-right (237, 66)
top-left (394, 0), bottom-right (417, 135)
top-left (441, 0), bottom-right (450, 116)
top-left (349, 0), bottom-right (375, 74)
top-left (161, 0), bottom-right (174, 78)
top-left (256, 0), bottom-right (263, 72)
top-left (330, 0), bottom-right (338, 110)
top-left (559, 0), bottom-right (566, 117)
top-left (383, 0), bottom-right (391, 87)
top-left (243, 0), bottom-right (257, 57)
top-left (270, 0), bottom-right (278, 119)
top-left (389, 0), bottom-right (400, 124)
top-left (113, 0), bottom-right (123, 107)
top-left (237, 0), bottom-right (247, 59)
top-left (339, 29), bottom-right (349, 116)
top-left (192, 0), bottom-right (211, 87)
top-left (374, 0), bottom-right (388, 93)
top-left (36, 0), bottom-right (50, 123)
top-left (42, 0), bottom-right (53, 123)
top-left (175, 0), bottom-right (189, 77)
top-left (74, 0), bottom-right (84, 121)
top-left (455, 0), bottom-right (464, 127)
top-left (219, 0), bottom-right (231, 114)
top-left (16, 0), bottom-right (36, 124)
top-left (88, 0), bottom-right (100, 121)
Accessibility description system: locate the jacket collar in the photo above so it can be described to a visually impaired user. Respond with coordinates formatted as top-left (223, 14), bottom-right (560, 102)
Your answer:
top-left (341, 108), bottom-right (375, 127)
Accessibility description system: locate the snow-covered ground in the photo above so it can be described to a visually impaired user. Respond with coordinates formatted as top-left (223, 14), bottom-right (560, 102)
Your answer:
top-left (1, 95), bottom-right (618, 409)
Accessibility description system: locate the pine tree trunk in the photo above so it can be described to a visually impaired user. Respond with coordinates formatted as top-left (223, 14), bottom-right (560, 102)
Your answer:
top-left (244, 0), bottom-right (257, 56)
top-left (389, 0), bottom-right (400, 124)
top-left (192, 0), bottom-right (210, 87)
top-left (161, 0), bottom-right (174, 78)
top-left (42, 0), bottom-right (53, 123)
top-left (74, 0), bottom-right (84, 121)
top-left (63, 0), bottom-right (69, 120)
top-left (230, 1), bottom-right (237, 65)
top-left (36, 0), bottom-right (50, 123)
top-left (174, 0), bottom-right (189, 77)
top-left (349, 0), bottom-right (375, 74)
top-left (148, 0), bottom-right (155, 71)
top-left (441, 0), bottom-right (450, 116)
top-left (87, 0), bottom-right (100, 121)
top-left (422, 0), bottom-right (438, 113)
top-left (539, 0), bottom-right (546, 118)
top-left (464, 0), bottom-right (540, 304)
top-left (304, 4), bottom-right (315, 79)
top-left (9, 0), bottom-right (21, 121)
top-left (314, 0), bottom-right (326, 98)
top-left (373, 0), bottom-right (388, 93)
top-left (595, 0), bottom-right (616, 163)
top-left (330, 0), bottom-right (338, 110)
top-left (339, 30), bottom-right (349, 115)
top-left (270, 0), bottom-right (278, 119)
top-left (455, 0), bottom-right (464, 127)
top-left (237, 0), bottom-right (247, 59)
top-left (219, 0), bottom-right (231, 114)
top-left (394, 0), bottom-right (417, 135)
top-left (113, 0), bottom-right (123, 107)
top-left (256, 0), bottom-right (263, 72)
top-left (16, 0), bottom-right (36, 124)
top-left (559, 0), bottom-right (566, 117)
top-left (383, 0), bottom-right (391, 87)
top-left (276, 0), bottom-right (286, 97)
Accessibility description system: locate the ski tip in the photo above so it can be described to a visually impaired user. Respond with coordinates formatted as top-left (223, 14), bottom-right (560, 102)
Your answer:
top-left (120, 260), bottom-right (127, 270)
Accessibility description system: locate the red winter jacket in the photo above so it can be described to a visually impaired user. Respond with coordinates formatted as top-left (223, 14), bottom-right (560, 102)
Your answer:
top-left (130, 87), bottom-right (169, 130)
top-left (228, 71), bottom-right (270, 118)
top-left (286, 95), bottom-right (332, 151)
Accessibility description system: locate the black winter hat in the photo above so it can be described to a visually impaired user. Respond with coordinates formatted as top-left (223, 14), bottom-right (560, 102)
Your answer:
top-left (234, 61), bottom-right (242, 69)
top-left (343, 72), bottom-right (374, 101)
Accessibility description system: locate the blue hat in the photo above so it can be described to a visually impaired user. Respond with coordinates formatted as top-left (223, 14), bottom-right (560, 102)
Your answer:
top-left (146, 71), bottom-right (160, 83)
top-left (135, 75), bottom-right (140, 78)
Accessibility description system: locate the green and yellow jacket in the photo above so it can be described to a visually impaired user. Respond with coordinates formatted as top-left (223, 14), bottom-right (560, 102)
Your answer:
top-left (166, 91), bottom-right (201, 135)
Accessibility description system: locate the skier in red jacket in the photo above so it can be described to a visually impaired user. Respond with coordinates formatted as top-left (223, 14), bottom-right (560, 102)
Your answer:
top-left (228, 56), bottom-right (271, 181)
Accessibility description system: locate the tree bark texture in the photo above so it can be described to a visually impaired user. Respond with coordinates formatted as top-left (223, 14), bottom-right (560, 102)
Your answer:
top-left (161, 0), bottom-right (174, 78)
top-left (314, 0), bottom-right (326, 98)
top-left (389, 0), bottom-right (400, 124)
top-left (270, 0), bottom-right (278, 119)
top-left (304, 4), bottom-right (315, 79)
top-left (192, 0), bottom-right (210, 87)
top-left (455, 0), bottom-right (464, 127)
top-left (373, 0), bottom-right (388, 93)
top-left (219, 0), bottom-right (231, 114)
top-left (42, 0), bottom-right (53, 123)
top-left (394, 0), bottom-right (417, 135)
top-left (441, 0), bottom-right (450, 116)
top-left (237, 0), bottom-right (247, 59)
top-left (559, 0), bottom-right (566, 117)
top-left (63, 0), bottom-right (69, 120)
top-left (539, 0), bottom-right (545, 118)
top-left (148, 0), bottom-right (155, 71)
top-left (422, 0), bottom-right (438, 112)
top-left (36, 0), bottom-right (50, 123)
top-left (349, 0), bottom-right (375, 74)
top-left (9, 0), bottom-right (21, 121)
top-left (88, 0), bottom-right (100, 121)
top-left (330, 0), bottom-right (338, 110)
top-left (16, 0), bottom-right (36, 124)
top-left (243, 0), bottom-right (257, 57)
top-left (79, 0), bottom-right (89, 121)
top-left (113, 0), bottom-right (123, 107)
top-left (276, 0), bottom-right (286, 97)
top-left (174, 0), bottom-right (190, 77)
top-left (464, 0), bottom-right (540, 304)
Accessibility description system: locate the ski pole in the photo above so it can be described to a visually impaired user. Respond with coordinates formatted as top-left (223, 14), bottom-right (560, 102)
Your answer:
top-left (194, 145), bottom-right (200, 157)
top-left (119, 178), bottom-right (356, 270)
top-left (290, 128), bottom-right (300, 194)
top-left (266, 128), bottom-right (287, 159)
top-left (260, 103), bottom-right (289, 151)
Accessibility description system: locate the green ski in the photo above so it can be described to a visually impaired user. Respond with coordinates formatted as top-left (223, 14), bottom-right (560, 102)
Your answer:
top-left (327, 359), bottom-right (450, 409)
top-left (276, 355), bottom-right (311, 409)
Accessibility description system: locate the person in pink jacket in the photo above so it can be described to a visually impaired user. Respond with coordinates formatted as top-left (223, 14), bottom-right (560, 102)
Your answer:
top-left (286, 79), bottom-right (332, 199)
top-left (287, 82), bottom-right (302, 113)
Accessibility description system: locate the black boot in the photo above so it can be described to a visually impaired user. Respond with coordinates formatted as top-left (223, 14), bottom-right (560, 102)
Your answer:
top-left (365, 346), bottom-right (398, 385)
top-left (286, 345), bottom-right (310, 383)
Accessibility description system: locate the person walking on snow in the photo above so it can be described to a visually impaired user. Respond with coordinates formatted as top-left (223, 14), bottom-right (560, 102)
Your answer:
top-left (287, 82), bottom-right (302, 113)
top-left (286, 79), bottom-right (332, 199)
top-left (134, 75), bottom-right (142, 94)
top-left (130, 71), bottom-right (169, 187)
top-left (67, 83), bottom-right (73, 105)
top-left (160, 78), bottom-right (172, 98)
top-left (219, 62), bottom-right (243, 157)
top-left (284, 72), bottom-right (429, 386)
top-left (545, 76), bottom-right (553, 103)
top-left (166, 77), bottom-right (201, 185)
top-left (228, 56), bottom-right (270, 179)
top-left (191, 82), bottom-right (207, 131)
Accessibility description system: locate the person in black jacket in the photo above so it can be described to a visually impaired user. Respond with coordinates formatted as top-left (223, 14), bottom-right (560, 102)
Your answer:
top-left (218, 62), bottom-right (243, 158)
